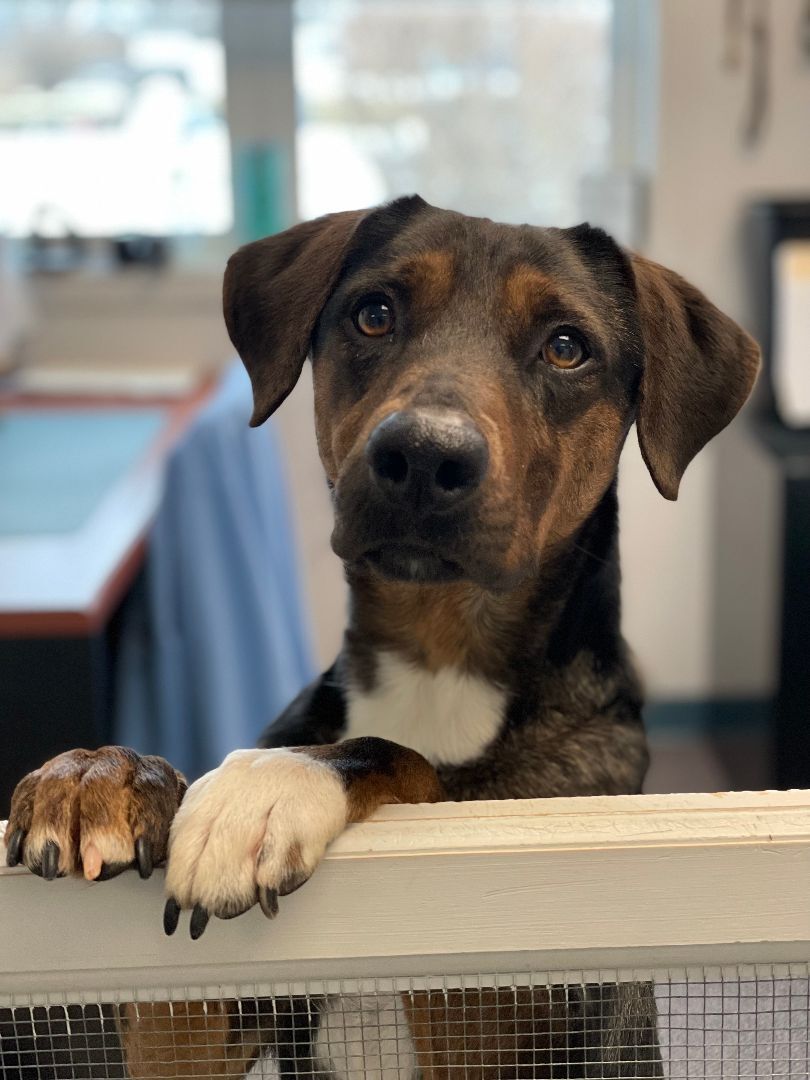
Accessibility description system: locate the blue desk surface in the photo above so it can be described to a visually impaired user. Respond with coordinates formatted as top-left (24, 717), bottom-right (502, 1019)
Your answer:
top-left (0, 409), bottom-right (166, 537)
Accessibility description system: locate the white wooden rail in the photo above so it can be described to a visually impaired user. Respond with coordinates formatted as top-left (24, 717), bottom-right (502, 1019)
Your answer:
top-left (1, 790), bottom-right (809, 1005)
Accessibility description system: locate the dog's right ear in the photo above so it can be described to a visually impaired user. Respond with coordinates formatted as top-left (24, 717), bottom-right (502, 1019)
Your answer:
top-left (224, 209), bottom-right (366, 427)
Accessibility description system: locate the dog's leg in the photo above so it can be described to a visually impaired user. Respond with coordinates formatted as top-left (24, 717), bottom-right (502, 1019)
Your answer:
top-left (162, 738), bottom-right (442, 932)
top-left (118, 1001), bottom-right (271, 1080)
top-left (401, 982), bottom-right (662, 1079)
top-left (118, 997), bottom-right (335, 1080)
top-left (580, 982), bottom-right (663, 1079)
top-left (402, 985), bottom-right (574, 1079)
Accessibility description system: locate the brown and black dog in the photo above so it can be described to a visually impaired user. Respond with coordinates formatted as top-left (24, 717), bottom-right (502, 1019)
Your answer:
top-left (5, 196), bottom-right (760, 1077)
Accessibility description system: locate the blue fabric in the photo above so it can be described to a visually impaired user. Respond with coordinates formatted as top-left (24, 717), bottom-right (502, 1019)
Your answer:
top-left (113, 363), bottom-right (315, 780)
top-left (0, 409), bottom-right (165, 536)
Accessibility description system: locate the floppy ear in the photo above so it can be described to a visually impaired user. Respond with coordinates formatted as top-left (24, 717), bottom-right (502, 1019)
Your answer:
top-left (223, 209), bottom-right (366, 426)
top-left (631, 254), bottom-right (761, 500)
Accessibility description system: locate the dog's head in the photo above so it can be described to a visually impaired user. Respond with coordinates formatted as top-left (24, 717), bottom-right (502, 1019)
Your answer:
top-left (224, 196), bottom-right (759, 591)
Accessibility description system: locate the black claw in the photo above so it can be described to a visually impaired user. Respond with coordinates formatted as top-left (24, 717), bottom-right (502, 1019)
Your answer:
top-left (95, 861), bottom-right (129, 881)
top-left (135, 837), bottom-right (153, 880)
top-left (190, 904), bottom-right (210, 940)
top-left (5, 828), bottom-right (24, 868)
top-left (42, 841), bottom-right (60, 881)
top-left (279, 871), bottom-right (310, 897)
top-left (163, 897), bottom-right (181, 936)
top-left (259, 887), bottom-right (279, 919)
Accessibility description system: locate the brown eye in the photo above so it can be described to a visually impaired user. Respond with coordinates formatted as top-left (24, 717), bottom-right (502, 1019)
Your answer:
top-left (354, 298), bottom-right (394, 337)
top-left (543, 331), bottom-right (589, 369)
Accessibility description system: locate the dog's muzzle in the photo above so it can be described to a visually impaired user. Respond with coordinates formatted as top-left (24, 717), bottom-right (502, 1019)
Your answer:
top-left (332, 408), bottom-right (501, 585)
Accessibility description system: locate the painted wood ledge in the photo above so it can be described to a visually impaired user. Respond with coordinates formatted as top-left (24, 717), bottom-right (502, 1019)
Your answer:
top-left (1, 790), bottom-right (809, 1003)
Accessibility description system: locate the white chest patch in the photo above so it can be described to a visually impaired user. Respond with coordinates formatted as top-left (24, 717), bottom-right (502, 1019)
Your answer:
top-left (345, 651), bottom-right (506, 766)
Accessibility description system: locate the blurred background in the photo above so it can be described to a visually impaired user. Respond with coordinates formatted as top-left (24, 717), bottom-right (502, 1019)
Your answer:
top-left (1, 0), bottom-right (809, 810)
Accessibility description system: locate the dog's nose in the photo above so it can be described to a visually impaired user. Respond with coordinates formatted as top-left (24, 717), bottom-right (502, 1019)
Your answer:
top-left (366, 409), bottom-right (489, 508)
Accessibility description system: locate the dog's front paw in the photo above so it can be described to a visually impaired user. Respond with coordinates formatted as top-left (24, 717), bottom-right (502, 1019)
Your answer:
top-left (5, 747), bottom-right (185, 881)
top-left (163, 749), bottom-right (349, 938)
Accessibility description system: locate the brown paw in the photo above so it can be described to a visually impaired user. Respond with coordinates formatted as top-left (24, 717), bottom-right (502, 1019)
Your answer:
top-left (5, 747), bottom-right (186, 881)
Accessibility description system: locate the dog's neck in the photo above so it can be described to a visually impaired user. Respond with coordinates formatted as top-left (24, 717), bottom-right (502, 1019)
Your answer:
top-left (343, 483), bottom-right (623, 695)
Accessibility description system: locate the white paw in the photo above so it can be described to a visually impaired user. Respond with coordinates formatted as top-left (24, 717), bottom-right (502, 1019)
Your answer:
top-left (163, 749), bottom-right (348, 937)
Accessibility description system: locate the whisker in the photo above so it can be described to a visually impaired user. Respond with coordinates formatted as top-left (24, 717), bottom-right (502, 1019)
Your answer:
top-left (571, 542), bottom-right (612, 568)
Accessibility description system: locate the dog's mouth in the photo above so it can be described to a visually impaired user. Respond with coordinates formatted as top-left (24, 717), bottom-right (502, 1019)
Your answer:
top-left (364, 544), bottom-right (465, 584)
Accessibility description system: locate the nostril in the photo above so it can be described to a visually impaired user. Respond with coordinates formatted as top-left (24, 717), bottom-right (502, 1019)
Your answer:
top-left (375, 448), bottom-right (409, 485)
top-left (435, 459), bottom-right (468, 492)
top-left (367, 410), bottom-right (488, 503)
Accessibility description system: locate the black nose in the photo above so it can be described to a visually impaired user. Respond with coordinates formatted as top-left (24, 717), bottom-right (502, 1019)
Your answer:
top-left (366, 409), bottom-right (489, 508)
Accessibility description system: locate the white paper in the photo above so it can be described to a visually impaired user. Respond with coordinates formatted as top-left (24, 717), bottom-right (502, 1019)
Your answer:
top-left (773, 239), bottom-right (810, 427)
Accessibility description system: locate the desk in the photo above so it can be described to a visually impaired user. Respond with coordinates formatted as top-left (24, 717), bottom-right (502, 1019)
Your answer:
top-left (0, 387), bottom-right (211, 813)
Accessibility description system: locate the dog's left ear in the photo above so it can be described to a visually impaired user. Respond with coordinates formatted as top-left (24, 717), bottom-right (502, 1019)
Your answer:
top-left (631, 253), bottom-right (760, 500)
top-left (224, 209), bottom-right (366, 426)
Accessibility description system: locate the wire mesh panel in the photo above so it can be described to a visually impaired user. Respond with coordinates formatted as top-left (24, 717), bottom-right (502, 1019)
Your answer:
top-left (656, 971), bottom-right (810, 1079)
top-left (1, 966), bottom-right (808, 1079)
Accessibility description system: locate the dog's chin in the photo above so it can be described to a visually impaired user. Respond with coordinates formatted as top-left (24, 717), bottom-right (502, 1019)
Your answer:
top-left (332, 519), bottom-right (527, 591)
top-left (363, 545), bottom-right (465, 584)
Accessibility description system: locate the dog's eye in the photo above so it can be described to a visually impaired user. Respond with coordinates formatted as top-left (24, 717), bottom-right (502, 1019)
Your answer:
top-left (354, 299), bottom-right (395, 337)
top-left (542, 331), bottom-right (589, 369)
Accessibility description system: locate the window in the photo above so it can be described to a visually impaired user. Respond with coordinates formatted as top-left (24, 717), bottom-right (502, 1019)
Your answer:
top-left (294, 0), bottom-right (615, 228)
top-left (0, 0), bottom-right (232, 237)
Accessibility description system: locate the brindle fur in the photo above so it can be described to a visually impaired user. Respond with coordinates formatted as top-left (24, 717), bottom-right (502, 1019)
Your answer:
top-left (7, 196), bottom-right (760, 1078)
top-left (238, 198), bottom-right (756, 1077)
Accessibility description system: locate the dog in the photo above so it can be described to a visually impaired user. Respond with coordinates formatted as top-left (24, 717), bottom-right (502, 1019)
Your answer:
top-left (5, 196), bottom-right (760, 1077)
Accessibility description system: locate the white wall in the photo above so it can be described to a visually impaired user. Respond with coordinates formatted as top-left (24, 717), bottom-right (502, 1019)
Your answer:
top-left (620, 0), bottom-right (810, 699)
